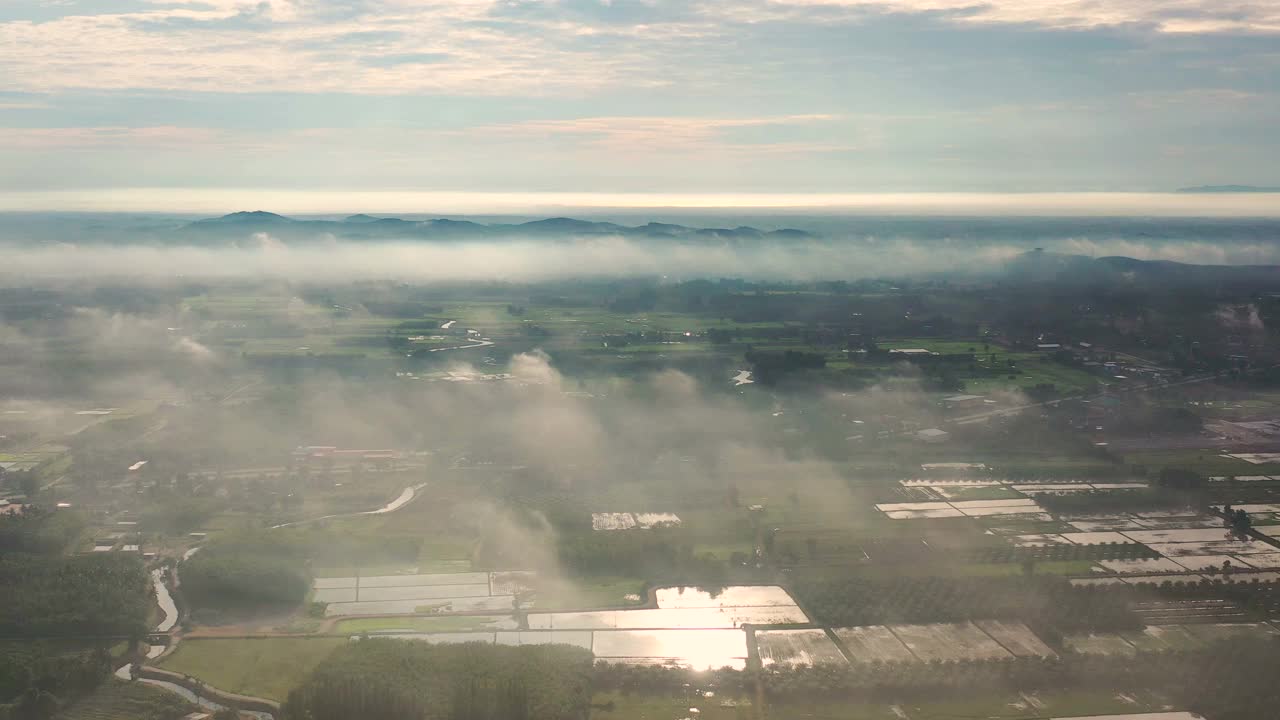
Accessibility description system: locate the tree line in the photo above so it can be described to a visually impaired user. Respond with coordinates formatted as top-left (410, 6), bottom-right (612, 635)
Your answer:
top-left (791, 575), bottom-right (1139, 635)
top-left (282, 639), bottom-right (593, 720)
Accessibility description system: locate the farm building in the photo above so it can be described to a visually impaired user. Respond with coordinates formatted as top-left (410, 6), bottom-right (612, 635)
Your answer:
top-left (916, 428), bottom-right (950, 444)
top-left (943, 394), bottom-right (985, 410)
top-left (921, 462), bottom-right (986, 472)
top-left (293, 446), bottom-right (401, 462)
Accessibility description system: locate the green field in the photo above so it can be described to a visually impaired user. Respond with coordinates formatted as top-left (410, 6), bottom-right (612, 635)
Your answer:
top-left (538, 576), bottom-right (649, 610)
top-left (769, 690), bottom-right (1168, 720)
top-left (332, 616), bottom-right (510, 634)
top-left (591, 691), bottom-right (754, 720)
top-left (156, 637), bottom-right (346, 702)
top-left (593, 687), bottom-right (1170, 720)
top-left (1123, 449), bottom-right (1278, 475)
top-left (55, 679), bottom-right (194, 720)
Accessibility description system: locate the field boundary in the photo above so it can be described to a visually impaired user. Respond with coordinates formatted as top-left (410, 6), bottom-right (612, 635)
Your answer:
top-left (136, 666), bottom-right (281, 714)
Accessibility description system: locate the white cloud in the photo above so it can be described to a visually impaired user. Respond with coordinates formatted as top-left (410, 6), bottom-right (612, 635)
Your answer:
top-left (0, 126), bottom-right (226, 149)
top-left (0, 1), bottom-right (697, 94)
top-left (4, 0), bottom-right (1276, 97)
top-left (766, 0), bottom-right (1280, 32)
top-left (465, 114), bottom-right (843, 152)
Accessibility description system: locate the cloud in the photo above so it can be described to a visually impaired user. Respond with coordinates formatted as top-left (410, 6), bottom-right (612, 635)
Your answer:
top-left (3, 231), bottom-right (1280, 293)
top-left (4, 0), bottom-right (1276, 98)
top-left (466, 114), bottom-right (845, 153)
top-left (763, 0), bottom-right (1280, 33)
top-left (0, 126), bottom-right (225, 149)
top-left (0, 1), bottom-right (668, 94)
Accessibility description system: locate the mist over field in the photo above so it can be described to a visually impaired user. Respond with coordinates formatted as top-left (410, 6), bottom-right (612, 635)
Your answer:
top-left (8, 0), bottom-right (1280, 712)
top-left (3, 234), bottom-right (1280, 286)
top-left (7, 209), bottom-right (1280, 719)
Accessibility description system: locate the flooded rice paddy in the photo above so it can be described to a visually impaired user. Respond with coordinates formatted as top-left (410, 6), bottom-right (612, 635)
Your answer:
top-left (528, 584), bottom-right (809, 629)
top-left (389, 629), bottom-right (749, 670)
top-left (876, 498), bottom-right (1047, 520)
top-left (834, 621), bottom-right (1054, 663)
top-left (318, 571), bottom-right (533, 617)
top-left (364, 584), bottom-right (806, 669)
top-left (755, 629), bottom-right (845, 667)
top-left (1065, 623), bottom-right (1278, 656)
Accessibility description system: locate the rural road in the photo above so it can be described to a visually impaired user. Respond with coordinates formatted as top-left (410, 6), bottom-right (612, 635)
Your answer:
top-left (270, 482), bottom-right (426, 529)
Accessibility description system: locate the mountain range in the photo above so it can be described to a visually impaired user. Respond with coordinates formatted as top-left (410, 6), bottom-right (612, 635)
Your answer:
top-left (183, 211), bottom-right (815, 242)
top-left (1175, 185), bottom-right (1280, 193)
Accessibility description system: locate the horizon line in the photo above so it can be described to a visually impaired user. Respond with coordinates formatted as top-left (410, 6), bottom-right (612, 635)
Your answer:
top-left (3, 189), bottom-right (1280, 217)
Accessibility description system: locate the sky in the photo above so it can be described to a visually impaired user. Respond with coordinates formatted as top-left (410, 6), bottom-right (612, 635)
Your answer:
top-left (2, 0), bottom-right (1279, 207)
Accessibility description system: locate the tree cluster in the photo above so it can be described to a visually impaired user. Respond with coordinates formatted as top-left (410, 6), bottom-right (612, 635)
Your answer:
top-left (791, 575), bottom-right (1139, 634)
top-left (180, 534), bottom-right (311, 613)
top-left (282, 638), bottom-right (593, 720)
top-left (0, 554), bottom-right (149, 640)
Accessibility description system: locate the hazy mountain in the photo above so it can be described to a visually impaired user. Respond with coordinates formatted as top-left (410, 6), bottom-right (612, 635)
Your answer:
top-left (1007, 249), bottom-right (1280, 290)
top-left (1176, 185), bottom-right (1280, 193)
top-left (178, 212), bottom-right (815, 243)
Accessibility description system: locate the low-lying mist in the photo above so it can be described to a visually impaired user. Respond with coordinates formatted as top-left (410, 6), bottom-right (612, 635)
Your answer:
top-left (2, 234), bottom-right (1279, 285)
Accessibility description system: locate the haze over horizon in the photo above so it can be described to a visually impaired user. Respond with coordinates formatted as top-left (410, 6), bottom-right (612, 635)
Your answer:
top-left (5, 190), bottom-right (1280, 217)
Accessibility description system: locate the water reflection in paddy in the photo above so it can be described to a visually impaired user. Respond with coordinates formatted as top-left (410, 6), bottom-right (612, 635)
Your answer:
top-left (526, 606), bottom-right (806, 629)
top-left (379, 585), bottom-right (806, 670)
top-left (528, 585), bottom-right (809, 629)
top-left (654, 586), bottom-right (801, 609)
top-left (381, 629), bottom-right (745, 670)
top-left (592, 629), bottom-right (748, 670)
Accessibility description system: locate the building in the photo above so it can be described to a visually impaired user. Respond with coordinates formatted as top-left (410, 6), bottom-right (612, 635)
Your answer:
top-left (916, 428), bottom-right (950, 443)
top-left (921, 462), bottom-right (986, 472)
top-left (943, 394), bottom-right (986, 410)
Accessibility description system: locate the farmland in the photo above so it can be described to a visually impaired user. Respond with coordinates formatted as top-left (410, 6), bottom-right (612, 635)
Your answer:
top-left (6, 271), bottom-right (1280, 720)
top-left (54, 680), bottom-right (194, 720)
top-left (156, 638), bottom-right (346, 702)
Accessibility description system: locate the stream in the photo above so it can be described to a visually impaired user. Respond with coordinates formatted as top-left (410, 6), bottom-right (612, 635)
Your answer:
top-left (138, 678), bottom-right (273, 720)
top-left (152, 568), bottom-right (178, 633)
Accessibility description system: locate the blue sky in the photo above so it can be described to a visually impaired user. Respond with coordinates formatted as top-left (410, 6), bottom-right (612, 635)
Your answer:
top-left (1, 0), bottom-right (1278, 203)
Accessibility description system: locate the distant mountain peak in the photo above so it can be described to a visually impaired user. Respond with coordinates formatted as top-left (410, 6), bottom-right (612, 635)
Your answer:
top-left (1176, 185), bottom-right (1280, 193)
top-left (180, 212), bottom-right (814, 242)
top-left (197, 210), bottom-right (292, 224)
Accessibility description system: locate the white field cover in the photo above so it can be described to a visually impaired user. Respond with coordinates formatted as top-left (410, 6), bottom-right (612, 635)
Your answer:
top-left (755, 629), bottom-right (847, 667)
top-left (877, 498), bottom-right (1046, 520)
top-left (319, 571), bottom-right (523, 617)
top-left (591, 512), bottom-right (682, 530)
top-left (834, 621), bottom-right (1051, 663)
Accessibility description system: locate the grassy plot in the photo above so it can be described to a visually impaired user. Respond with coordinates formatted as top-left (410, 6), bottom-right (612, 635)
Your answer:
top-left (766, 688), bottom-right (1169, 719)
top-left (332, 616), bottom-right (512, 634)
top-left (156, 637), bottom-right (346, 702)
top-left (1122, 450), bottom-right (1272, 476)
top-left (538, 576), bottom-right (649, 610)
top-left (55, 679), bottom-right (194, 720)
top-left (804, 559), bottom-right (1098, 580)
top-left (591, 691), bottom-right (754, 720)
